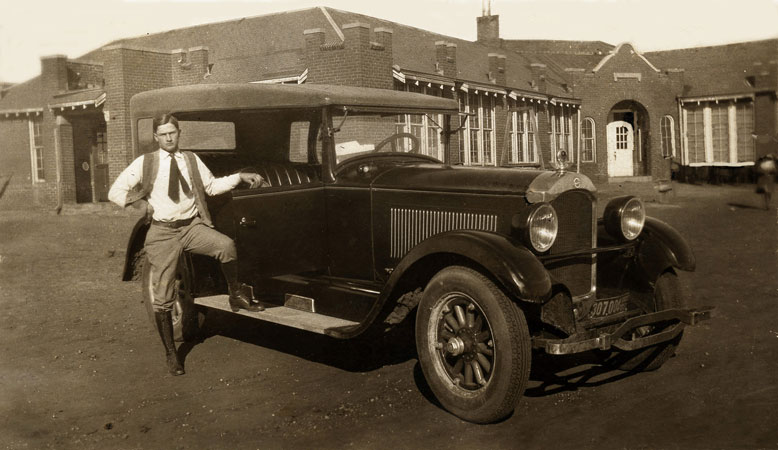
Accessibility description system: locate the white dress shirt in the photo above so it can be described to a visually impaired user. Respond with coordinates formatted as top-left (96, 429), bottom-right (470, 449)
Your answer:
top-left (108, 149), bottom-right (241, 221)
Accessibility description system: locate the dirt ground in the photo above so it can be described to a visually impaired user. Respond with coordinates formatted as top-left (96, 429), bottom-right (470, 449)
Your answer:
top-left (1, 183), bottom-right (776, 450)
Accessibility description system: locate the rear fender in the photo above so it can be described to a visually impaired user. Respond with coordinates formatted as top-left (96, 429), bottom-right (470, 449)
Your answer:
top-left (122, 216), bottom-right (150, 281)
top-left (637, 216), bottom-right (696, 281)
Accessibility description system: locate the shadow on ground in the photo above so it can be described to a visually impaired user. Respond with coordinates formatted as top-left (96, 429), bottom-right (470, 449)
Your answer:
top-left (179, 309), bottom-right (418, 373)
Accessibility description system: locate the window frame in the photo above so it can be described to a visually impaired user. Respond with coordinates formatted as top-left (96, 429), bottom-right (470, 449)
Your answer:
top-left (394, 82), bottom-right (445, 161)
top-left (508, 99), bottom-right (539, 164)
top-left (682, 99), bottom-right (756, 166)
top-left (660, 115), bottom-right (675, 159)
top-left (581, 117), bottom-right (596, 163)
top-left (458, 91), bottom-right (497, 166)
top-left (28, 118), bottom-right (44, 183)
top-left (551, 104), bottom-right (574, 163)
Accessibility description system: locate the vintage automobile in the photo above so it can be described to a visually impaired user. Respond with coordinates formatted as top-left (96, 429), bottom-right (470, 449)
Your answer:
top-left (121, 83), bottom-right (711, 423)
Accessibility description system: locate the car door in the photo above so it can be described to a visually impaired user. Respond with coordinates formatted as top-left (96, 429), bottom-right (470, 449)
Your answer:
top-left (231, 119), bottom-right (326, 281)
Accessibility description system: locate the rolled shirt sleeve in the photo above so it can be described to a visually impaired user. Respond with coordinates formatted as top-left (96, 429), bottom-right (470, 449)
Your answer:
top-left (108, 155), bottom-right (144, 207)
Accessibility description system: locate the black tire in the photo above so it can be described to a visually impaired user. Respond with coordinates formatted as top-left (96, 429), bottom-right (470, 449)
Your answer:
top-left (415, 266), bottom-right (531, 424)
top-left (141, 254), bottom-right (206, 342)
top-left (602, 270), bottom-right (686, 372)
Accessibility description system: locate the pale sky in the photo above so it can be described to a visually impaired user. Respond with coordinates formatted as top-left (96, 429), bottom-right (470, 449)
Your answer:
top-left (1, 0), bottom-right (777, 83)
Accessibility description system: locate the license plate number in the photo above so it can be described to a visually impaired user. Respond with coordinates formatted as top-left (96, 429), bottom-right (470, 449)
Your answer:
top-left (588, 296), bottom-right (629, 319)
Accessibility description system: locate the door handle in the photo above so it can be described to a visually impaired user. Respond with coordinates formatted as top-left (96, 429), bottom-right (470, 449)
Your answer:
top-left (239, 217), bottom-right (257, 227)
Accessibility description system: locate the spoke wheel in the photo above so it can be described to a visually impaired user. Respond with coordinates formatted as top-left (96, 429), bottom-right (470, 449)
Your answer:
top-left (432, 293), bottom-right (496, 391)
top-left (416, 266), bottom-right (531, 424)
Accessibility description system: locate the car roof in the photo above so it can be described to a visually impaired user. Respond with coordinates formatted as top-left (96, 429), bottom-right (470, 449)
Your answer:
top-left (130, 83), bottom-right (460, 118)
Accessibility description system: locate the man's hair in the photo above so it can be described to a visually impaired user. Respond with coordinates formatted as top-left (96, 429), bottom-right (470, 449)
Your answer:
top-left (153, 113), bottom-right (179, 133)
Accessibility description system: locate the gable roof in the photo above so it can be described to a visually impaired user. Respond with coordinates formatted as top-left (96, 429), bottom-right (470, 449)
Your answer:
top-left (645, 39), bottom-right (778, 97)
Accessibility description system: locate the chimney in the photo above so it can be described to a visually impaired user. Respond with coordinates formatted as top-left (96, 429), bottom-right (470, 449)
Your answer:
top-left (41, 54), bottom-right (68, 93)
top-left (488, 53), bottom-right (506, 85)
top-left (477, 15), bottom-right (500, 44)
top-left (436, 42), bottom-right (457, 78)
top-left (530, 63), bottom-right (547, 93)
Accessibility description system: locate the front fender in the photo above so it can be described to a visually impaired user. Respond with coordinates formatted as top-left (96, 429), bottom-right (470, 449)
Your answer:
top-left (637, 216), bottom-right (696, 281)
top-left (122, 216), bottom-right (150, 281)
top-left (326, 230), bottom-right (552, 339)
top-left (392, 230), bottom-right (552, 303)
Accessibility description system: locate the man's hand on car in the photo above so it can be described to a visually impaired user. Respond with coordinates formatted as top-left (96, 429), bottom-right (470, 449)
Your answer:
top-left (239, 172), bottom-right (269, 188)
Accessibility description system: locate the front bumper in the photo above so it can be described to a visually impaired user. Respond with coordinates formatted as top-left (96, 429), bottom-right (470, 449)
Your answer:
top-left (533, 306), bottom-right (714, 355)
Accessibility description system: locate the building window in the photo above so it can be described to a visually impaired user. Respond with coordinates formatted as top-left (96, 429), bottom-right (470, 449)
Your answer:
top-left (458, 91), bottom-right (496, 166)
top-left (682, 99), bottom-right (755, 166)
top-left (686, 106), bottom-right (706, 164)
top-left (551, 105), bottom-right (574, 162)
top-left (581, 117), bottom-right (595, 162)
top-left (660, 115), bottom-right (675, 158)
top-left (28, 118), bottom-right (44, 182)
top-left (710, 104), bottom-right (729, 163)
top-left (735, 102), bottom-right (755, 162)
top-left (508, 99), bottom-right (538, 164)
top-left (393, 81), bottom-right (445, 160)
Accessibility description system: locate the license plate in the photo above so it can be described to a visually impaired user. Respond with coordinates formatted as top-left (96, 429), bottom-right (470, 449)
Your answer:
top-left (588, 295), bottom-right (629, 319)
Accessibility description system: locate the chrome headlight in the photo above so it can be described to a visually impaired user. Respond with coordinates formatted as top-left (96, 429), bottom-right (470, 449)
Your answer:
top-left (603, 196), bottom-right (645, 241)
top-left (514, 203), bottom-right (558, 252)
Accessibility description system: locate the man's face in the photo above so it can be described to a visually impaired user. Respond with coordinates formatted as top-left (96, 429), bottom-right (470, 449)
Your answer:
top-left (154, 123), bottom-right (180, 153)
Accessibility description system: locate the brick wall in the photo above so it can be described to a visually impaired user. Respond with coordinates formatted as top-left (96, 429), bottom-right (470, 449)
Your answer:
top-left (572, 44), bottom-right (683, 181)
top-left (67, 62), bottom-right (104, 90)
top-left (171, 47), bottom-right (210, 86)
top-left (304, 24), bottom-right (393, 90)
top-left (102, 45), bottom-right (173, 183)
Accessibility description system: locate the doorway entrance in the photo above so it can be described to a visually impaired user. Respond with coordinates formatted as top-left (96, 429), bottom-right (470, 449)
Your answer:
top-left (607, 121), bottom-right (634, 176)
top-left (606, 101), bottom-right (650, 177)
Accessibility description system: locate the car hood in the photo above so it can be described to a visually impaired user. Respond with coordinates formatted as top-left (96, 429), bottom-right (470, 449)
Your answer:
top-left (371, 163), bottom-right (596, 202)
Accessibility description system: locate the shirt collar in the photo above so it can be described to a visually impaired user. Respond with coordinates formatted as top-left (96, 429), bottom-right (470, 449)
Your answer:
top-left (159, 149), bottom-right (182, 159)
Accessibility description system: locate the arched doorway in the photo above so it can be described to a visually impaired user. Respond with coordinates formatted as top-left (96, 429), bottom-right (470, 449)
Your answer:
top-left (606, 101), bottom-right (650, 177)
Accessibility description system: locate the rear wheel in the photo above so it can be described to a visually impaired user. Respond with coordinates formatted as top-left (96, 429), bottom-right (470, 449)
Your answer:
top-left (141, 254), bottom-right (205, 342)
top-left (416, 266), bottom-right (531, 424)
top-left (601, 270), bottom-right (686, 371)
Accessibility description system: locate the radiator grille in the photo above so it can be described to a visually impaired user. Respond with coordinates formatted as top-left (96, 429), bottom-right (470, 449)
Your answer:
top-left (547, 191), bottom-right (595, 297)
top-left (390, 208), bottom-right (497, 258)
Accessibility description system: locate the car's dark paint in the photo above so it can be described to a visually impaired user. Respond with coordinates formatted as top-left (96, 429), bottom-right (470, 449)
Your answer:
top-left (122, 215), bottom-right (149, 281)
top-left (121, 83), bottom-right (702, 345)
top-left (637, 216), bottom-right (697, 281)
top-left (326, 229), bottom-right (553, 339)
top-left (231, 185), bottom-right (327, 281)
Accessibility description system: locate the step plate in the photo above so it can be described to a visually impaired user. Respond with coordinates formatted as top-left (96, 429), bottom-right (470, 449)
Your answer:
top-left (194, 295), bottom-right (359, 334)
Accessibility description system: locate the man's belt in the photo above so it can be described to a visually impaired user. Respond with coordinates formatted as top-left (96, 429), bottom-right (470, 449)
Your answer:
top-left (151, 217), bottom-right (196, 229)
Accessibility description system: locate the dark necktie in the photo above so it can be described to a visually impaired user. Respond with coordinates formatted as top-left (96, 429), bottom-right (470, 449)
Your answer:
top-left (168, 155), bottom-right (191, 202)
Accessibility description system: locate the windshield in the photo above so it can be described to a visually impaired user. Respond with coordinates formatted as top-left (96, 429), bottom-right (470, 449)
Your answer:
top-left (332, 110), bottom-right (447, 164)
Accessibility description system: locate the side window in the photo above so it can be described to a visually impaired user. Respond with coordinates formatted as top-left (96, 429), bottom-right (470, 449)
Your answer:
top-left (289, 120), bottom-right (320, 163)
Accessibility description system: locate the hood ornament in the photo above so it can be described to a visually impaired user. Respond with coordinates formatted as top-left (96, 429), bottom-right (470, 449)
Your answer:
top-left (553, 150), bottom-right (571, 175)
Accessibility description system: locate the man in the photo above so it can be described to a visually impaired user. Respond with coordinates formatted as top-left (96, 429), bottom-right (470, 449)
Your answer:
top-left (108, 113), bottom-right (265, 376)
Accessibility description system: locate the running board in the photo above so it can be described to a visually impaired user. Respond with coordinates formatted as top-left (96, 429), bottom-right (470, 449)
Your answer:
top-left (194, 295), bottom-right (359, 335)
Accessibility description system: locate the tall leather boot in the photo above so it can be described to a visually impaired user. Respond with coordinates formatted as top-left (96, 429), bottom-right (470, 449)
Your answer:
top-left (221, 261), bottom-right (263, 312)
top-left (154, 311), bottom-right (185, 376)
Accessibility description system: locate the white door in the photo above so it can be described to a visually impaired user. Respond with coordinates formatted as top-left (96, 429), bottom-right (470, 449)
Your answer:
top-left (607, 121), bottom-right (634, 177)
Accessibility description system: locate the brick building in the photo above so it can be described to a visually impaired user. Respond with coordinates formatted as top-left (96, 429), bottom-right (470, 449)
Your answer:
top-left (1, 7), bottom-right (775, 209)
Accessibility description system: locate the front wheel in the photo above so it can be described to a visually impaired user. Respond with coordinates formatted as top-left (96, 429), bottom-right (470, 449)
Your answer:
top-left (415, 266), bottom-right (531, 424)
top-left (141, 254), bottom-right (206, 342)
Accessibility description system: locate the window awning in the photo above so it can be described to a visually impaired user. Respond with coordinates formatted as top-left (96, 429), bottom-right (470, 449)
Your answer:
top-left (48, 90), bottom-right (106, 112)
top-left (0, 107), bottom-right (43, 119)
top-left (680, 93), bottom-right (755, 105)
